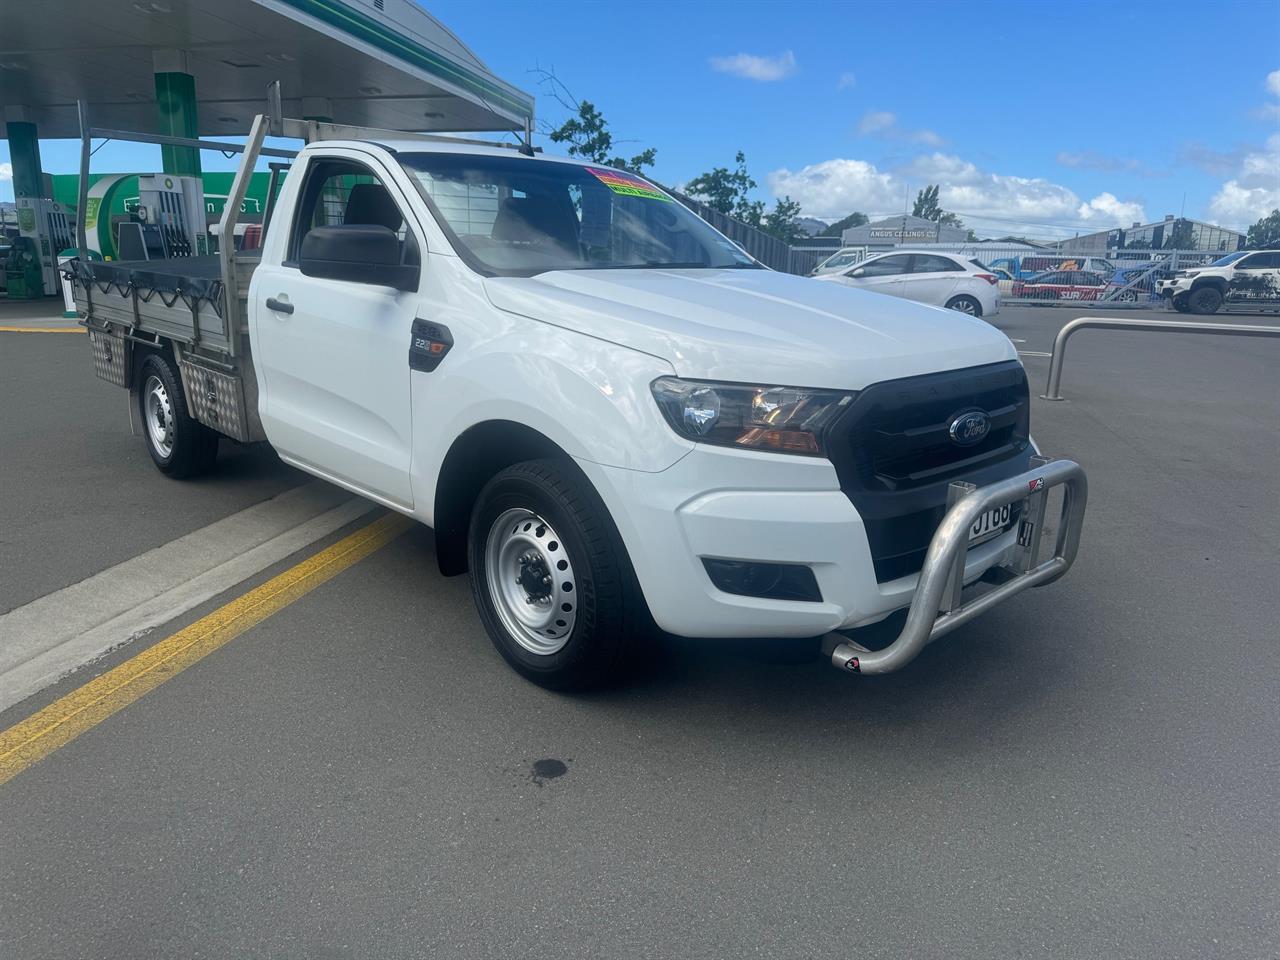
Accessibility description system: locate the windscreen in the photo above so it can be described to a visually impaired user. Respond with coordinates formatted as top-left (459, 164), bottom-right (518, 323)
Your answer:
top-left (398, 152), bottom-right (760, 276)
top-left (1211, 251), bottom-right (1248, 266)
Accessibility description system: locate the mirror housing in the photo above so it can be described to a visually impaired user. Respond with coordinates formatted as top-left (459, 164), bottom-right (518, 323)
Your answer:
top-left (299, 225), bottom-right (418, 291)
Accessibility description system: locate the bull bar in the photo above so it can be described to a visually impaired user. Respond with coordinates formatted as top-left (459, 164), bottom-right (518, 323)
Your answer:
top-left (828, 456), bottom-right (1087, 675)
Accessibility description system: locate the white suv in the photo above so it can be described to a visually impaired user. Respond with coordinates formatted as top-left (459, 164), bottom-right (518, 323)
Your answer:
top-left (1159, 249), bottom-right (1280, 314)
top-left (813, 250), bottom-right (1001, 317)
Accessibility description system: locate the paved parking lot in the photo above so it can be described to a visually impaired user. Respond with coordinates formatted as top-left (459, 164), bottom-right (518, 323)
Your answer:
top-left (1, 304), bottom-right (1278, 958)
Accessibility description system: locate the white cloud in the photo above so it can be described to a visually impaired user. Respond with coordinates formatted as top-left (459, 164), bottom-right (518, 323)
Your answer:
top-left (836, 71), bottom-right (857, 91)
top-left (1207, 133), bottom-right (1280, 227)
top-left (766, 151), bottom-right (1147, 236)
top-left (1057, 150), bottom-right (1162, 177)
top-left (1267, 69), bottom-right (1280, 98)
top-left (0, 163), bottom-right (12, 182)
top-left (856, 110), bottom-right (943, 146)
top-left (766, 158), bottom-right (899, 221)
top-left (1078, 192), bottom-right (1146, 225)
top-left (708, 50), bottom-right (796, 82)
top-left (857, 111), bottom-right (895, 134)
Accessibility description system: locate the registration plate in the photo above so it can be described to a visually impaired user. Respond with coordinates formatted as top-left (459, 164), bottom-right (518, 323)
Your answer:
top-left (968, 504), bottom-right (1013, 545)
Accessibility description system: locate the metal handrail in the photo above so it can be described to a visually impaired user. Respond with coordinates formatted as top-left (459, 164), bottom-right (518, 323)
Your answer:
top-left (1042, 316), bottom-right (1280, 400)
top-left (830, 458), bottom-right (1088, 675)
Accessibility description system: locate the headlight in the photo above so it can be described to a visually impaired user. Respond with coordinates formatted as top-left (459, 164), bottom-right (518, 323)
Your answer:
top-left (650, 377), bottom-right (855, 456)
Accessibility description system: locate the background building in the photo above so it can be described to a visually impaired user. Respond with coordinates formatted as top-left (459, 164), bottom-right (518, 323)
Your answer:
top-left (1070, 215), bottom-right (1244, 253)
top-left (842, 214), bottom-right (968, 252)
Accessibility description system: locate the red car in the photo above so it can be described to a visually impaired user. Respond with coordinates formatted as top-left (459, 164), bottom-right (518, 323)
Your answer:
top-left (1011, 270), bottom-right (1109, 301)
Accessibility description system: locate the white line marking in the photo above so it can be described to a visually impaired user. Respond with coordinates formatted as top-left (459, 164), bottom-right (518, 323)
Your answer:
top-left (1011, 338), bottom-right (1027, 343)
top-left (0, 482), bottom-right (376, 713)
top-left (1018, 350), bottom-right (1053, 358)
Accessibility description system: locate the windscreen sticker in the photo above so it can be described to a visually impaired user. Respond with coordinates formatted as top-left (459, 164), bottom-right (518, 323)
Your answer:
top-left (586, 167), bottom-right (672, 202)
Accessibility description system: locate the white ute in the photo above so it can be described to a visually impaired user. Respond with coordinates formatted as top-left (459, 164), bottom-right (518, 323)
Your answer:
top-left (70, 110), bottom-right (1088, 689)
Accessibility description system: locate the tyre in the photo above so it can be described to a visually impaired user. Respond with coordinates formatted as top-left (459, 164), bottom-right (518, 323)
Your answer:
top-left (137, 352), bottom-right (219, 478)
top-left (945, 294), bottom-right (983, 317)
top-left (1188, 285), bottom-right (1223, 315)
top-left (1171, 295), bottom-right (1191, 313)
top-left (468, 459), bottom-right (651, 690)
top-left (1115, 290), bottom-right (1139, 303)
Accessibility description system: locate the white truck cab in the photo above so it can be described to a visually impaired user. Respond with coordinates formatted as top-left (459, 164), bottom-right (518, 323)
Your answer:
top-left (70, 114), bottom-right (1088, 689)
top-left (1159, 249), bottom-right (1280, 314)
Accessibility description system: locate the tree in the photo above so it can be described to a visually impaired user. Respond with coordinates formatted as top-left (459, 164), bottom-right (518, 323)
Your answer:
top-left (532, 67), bottom-right (656, 172)
top-left (912, 184), bottom-right (966, 232)
top-left (819, 212), bottom-right (869, 237)
top-left (1246, 209), bottom-right (1280, 248)
top-left (686, 151), bottom-right (765, 226)
top-left (762, 197), bottom-right (805, 244)
top-left (912, 184), bottom-right (942, 221)
top-left (1163, 217), bottom-right (1196, 250)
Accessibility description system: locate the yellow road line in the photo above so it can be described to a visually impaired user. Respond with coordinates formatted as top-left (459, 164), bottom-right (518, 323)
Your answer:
top-left (0, 511), bottom-right (411, 787)
top-left (0, 325), bottom-right (85, 334)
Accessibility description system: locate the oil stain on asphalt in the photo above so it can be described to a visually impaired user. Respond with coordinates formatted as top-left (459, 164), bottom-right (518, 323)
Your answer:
top-left (531, 758), bottom-right (569, 786)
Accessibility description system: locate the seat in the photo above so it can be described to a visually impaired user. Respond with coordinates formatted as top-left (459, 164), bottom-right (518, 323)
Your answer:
top-left (491, 195), bottom-right (580, 254)
top-left (344, 183), bottom-right (403, 232)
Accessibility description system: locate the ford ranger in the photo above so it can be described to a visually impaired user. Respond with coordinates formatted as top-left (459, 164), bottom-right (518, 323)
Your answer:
top-left (69, 108), bottom-right (1087, 689)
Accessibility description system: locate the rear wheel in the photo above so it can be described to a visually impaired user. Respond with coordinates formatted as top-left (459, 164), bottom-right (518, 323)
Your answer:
top-left (137, 353), bottom-right (219, 478)
top-left (1188, 285), bottom-right (1223, 315)
top-left (1115, 289), bottom-right (1139, 303)
top-left (945, 294), bottom-right (983, 317)
top-left (467, 459), bottom-right (650, 689)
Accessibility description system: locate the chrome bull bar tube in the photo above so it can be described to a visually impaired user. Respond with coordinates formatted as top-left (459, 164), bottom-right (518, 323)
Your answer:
top-left (830, 457), bottom-right (1087, 675)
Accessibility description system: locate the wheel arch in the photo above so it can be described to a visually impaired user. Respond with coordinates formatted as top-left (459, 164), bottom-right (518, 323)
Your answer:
top-left (433, 419), bottom-right (582, 576)
top-left (1189, 276), bottom-right (1228, 293)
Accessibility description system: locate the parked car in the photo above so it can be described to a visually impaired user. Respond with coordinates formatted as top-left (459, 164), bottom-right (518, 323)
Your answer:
top-left (68, 112), bottom-right (1089, 689)
top-left (809, 246), bottom-right (867, 276)
top-left (812, 250), bottom-right (1000, 317)
top-left (1158, 249), bottom-right (1280, 314)
top-left (1011, 270), bottom-right (1109, 301)
top-left (1103, 262), bottom-right (1170, 302)
top-left (989, 266), bottom-right (1016, 296)
top-left (987, 255), bottom-right (1114, 281)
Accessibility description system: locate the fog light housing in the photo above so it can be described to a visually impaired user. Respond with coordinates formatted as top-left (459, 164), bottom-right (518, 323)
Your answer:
top-left (702, 558), bottom-right (823, 602)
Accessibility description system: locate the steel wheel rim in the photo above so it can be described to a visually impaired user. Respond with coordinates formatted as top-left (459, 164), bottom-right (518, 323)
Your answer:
top-left (951, 298), bottom-right (978, 315)
top-left (484, 508), bottom-right (578, 656)
top-left (143, 374), bottom-right (175, 458)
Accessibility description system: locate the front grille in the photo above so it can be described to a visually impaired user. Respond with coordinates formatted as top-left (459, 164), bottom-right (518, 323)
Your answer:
top-left (826, 361), bottom-right (1031, 582)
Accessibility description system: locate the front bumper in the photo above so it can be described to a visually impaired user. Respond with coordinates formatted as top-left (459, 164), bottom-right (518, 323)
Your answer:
top-left (578, 447), bottom-right (1087, 672)
top-left (828, 457), bottom-right (1086, 674)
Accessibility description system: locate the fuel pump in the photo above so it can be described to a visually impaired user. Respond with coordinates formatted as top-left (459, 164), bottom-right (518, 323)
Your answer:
top-left (135, 175), bottom-right (209, 258)
top-left (13, 196), bottom-right (74, 297)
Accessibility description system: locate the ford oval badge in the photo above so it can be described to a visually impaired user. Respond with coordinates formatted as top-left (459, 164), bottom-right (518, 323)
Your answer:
top-left (948, 411), bottom-right (990, 446)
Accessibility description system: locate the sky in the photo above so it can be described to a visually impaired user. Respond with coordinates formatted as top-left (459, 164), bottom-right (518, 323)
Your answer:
top-left (3, 0), bottom-right (1279, 240)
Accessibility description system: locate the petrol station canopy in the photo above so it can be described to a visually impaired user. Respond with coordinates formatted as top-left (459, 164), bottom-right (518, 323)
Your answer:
top-left (0, 0), bottom-right (535, 136)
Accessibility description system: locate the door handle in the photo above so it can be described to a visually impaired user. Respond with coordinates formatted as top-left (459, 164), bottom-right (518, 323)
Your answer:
top-left (265, 296), bottom-right (294, 315)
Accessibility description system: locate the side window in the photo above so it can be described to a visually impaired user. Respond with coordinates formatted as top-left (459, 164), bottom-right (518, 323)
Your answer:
top-left (912, 255), bottom-right (963, 273)
top-left (1239, 252), bottom-right (1280, 269)
top-left (287, 158), bottom-right (417, 266)
top-left (856, 254), bottom-right (911, 277)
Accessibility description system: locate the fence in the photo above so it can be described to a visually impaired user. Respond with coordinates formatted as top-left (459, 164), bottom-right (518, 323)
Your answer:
top-left (671, 192), bottom-right (795, 272)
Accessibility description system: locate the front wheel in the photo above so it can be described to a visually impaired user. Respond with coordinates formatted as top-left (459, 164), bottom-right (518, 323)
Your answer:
top-left (137, 353), bottom-right (219, 478)
top-left (945, 294), bottom-right (983, 317)
top-left (1188, 286), bottom-right (1223, 315)
top-left (467, 459), bottom-right (651, 689)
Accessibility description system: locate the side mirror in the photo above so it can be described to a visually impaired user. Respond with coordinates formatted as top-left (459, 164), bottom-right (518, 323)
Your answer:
top-left (847, 267), bottom-right (864, 278)
top-left (299, 224), bottom-right (418, 291)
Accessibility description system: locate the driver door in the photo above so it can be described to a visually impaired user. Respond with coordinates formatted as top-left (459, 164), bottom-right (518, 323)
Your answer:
top-left (251, 151), bottom-right (421, 508)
